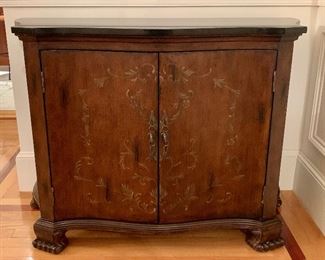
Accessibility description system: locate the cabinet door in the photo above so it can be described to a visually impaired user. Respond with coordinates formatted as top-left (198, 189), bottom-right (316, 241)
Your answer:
top-left (159, 50), bottom-right (276, 223)
top-left (42, 51), bottom-right (158, 223)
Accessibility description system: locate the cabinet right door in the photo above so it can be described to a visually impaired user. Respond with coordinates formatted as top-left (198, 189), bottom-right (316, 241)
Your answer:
top-left (159, 50), bottom-right (277, 223)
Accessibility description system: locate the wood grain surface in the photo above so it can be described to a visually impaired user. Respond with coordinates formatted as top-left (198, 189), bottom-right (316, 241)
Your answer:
top-left (159, 50), bottom-right (276, 223)
top-left (42, 50), bottom-right (159, 223)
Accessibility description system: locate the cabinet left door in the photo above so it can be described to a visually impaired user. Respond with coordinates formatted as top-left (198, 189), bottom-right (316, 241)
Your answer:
top-left (41, 50), bottom-right (159, 223)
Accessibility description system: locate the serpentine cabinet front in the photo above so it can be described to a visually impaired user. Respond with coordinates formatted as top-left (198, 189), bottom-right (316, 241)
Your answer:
top-left (12, 18), bottom-right (306, 254)
top-left (41, 49), bottom-right (276, 223)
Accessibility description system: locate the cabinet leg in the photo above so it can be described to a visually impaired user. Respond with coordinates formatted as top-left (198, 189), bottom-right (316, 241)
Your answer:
top-left (30, 182), bottom-right (40, 210)
top-left (277, 188), bottom-right (282, 214)
top-left (245, 218), bottom-right (284, 252)
top-left (32, 219), bottom-right (68, 254)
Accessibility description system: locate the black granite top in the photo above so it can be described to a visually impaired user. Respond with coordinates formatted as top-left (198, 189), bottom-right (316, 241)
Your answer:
top-left (12, 18), bottom-right (307, 37)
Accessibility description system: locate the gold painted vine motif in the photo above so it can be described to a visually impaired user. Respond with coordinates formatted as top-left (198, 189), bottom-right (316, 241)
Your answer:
top-left (162, 184), bottom-right (198, 214)
top-left (103, 63), bottom-right (158, 214)
top-left (74, 63), bottom-right (157, 212)
top-left (102, 63), bottom-right (158, 161)
top-left (121, 184), bottom-right (157, 214)
top-left (160, 138), bottom-right (199, 214)
top-left (94, 63), bottom-right (156, 88)
top-left (207, 72), bottom-right (245, 204)
top-left (162, 138), bottom-right (198, 186)
top-left (73, 89), bottom-right (108, 205)
top-left (119, 138), bottom-right (155, 185)
top-left (74, 61), bottom-right (245, 214)
top-left (205, 72), bottom-right (244, 205)
top-left (159, 63), bottom-right (244, 213)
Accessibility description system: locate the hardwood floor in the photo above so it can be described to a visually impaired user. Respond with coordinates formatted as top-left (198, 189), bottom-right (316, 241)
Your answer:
top-left (0, 111), bottom-right (16, 120)
top-left (280, 191), bottom-right (325, 260)
top-left (0, 118), bottom-right (19, 182)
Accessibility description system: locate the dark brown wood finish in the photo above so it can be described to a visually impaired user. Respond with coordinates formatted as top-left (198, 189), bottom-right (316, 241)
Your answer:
top-left (42, 50), bottom-right (158, 223)
top-left (12, 19), bottom-right (306, 254)
top-left (22, 40), bottom-right (54, 221)
top-left (263, 41), bottom-right (295, 220)
top-left (159, 51), bottom-right (276, 223)
top-left (11, 18), bottom-right (306, 38)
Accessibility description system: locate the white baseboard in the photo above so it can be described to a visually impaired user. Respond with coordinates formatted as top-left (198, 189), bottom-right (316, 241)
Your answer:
top-left (15, 151), bottom-right (36, 192)
top-left (279, 150), bottom-right (299, 190)
top-left (294, 152), bottom-right (325, 235)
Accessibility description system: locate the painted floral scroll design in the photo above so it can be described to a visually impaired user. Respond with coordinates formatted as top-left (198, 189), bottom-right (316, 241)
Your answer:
top-left (160, 138), bottom-right (199, 214)
top-left (119, 138), bottom-right (157, 214)
top-left (148, 111), bottom-right (158, 161)
top-left (162, 184), bottom-right (199, 214)
top-left (158, 82), bottom-right (200, 213)
top-left (119, 138), bottom-right (155, 186)
top-left (160, 65), bottom-right (195, 122)
top-left (73, 61), bottom-right (245, 214)
top-left (205, 157), bottom-right (244, 205)
top-left (73, 89), bottom-right (108, 205)
top-left (162, 138), bottom-right (198, 187)
top-left (94, 63), bottom-right (156, 88)
top-left (205, 71), bottom-right (245, 205)
top-left (159, 63), bottom-right (245, 212)
top-left (73, 63), bottom-right (158, 209)
top-left (158, 63), bottom-right (202, 213)
top-left (121, 184), bottom-right (157, 214)
top-left (98, 63), bottom-right (158, 214)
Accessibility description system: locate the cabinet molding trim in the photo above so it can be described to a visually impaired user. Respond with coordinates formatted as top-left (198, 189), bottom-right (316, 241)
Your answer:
top-left (0, 0), bottom-right (324, 7)
top-left (309, 29), bottom-right (325, 156)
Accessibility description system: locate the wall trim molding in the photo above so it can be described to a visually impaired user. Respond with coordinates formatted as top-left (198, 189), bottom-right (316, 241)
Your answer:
top-left (16, 151), bottom-right (35, 158)
top-left (282, 150), bottom-right (299, 157)
top-left (0, 0), bottom-right (324, 8)
top-left (280, 150), bottom-right (299, 190)
top-left (15, 151), bottom-right (36, 192)
top-left (309, 29), bottom-right (325, 156)
top-left (297, 152), bottom-right (325, 189)
top-left (294, 152), bottom-right (325, 235)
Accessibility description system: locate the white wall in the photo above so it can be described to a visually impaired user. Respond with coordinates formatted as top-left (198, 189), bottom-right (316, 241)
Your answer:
top-left (293, 12), bottom-right (325, 235)
top-left (0, 2), bottom-right (322, 202)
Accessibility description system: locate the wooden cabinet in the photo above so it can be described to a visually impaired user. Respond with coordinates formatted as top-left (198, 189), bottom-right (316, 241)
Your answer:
top-left (12, 18), bottom-right (306, 254)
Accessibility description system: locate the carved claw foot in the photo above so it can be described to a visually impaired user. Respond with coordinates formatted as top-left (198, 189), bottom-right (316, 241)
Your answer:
top-left (245, 218), bottom-right (284, 252)
top-left (33, 237), bottom-right (68, 254)
top-left (246, 231), bottom-right (284, 252)
top-left (33, 219), bottom-right (68, 254)
top-left (276, 188), bottom-right (282, 214)
top-left (30, 197), bottom-right (39, 210)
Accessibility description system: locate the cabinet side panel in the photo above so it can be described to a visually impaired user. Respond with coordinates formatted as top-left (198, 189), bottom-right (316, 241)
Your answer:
top-left (159, 50), bottom-right (276, 223)
top-left (41, 50), bottom-right (158, 223)
top-left (263, 41), bottom-right (294, 219)
top-left (23, 41), bottom-right (54, 220)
